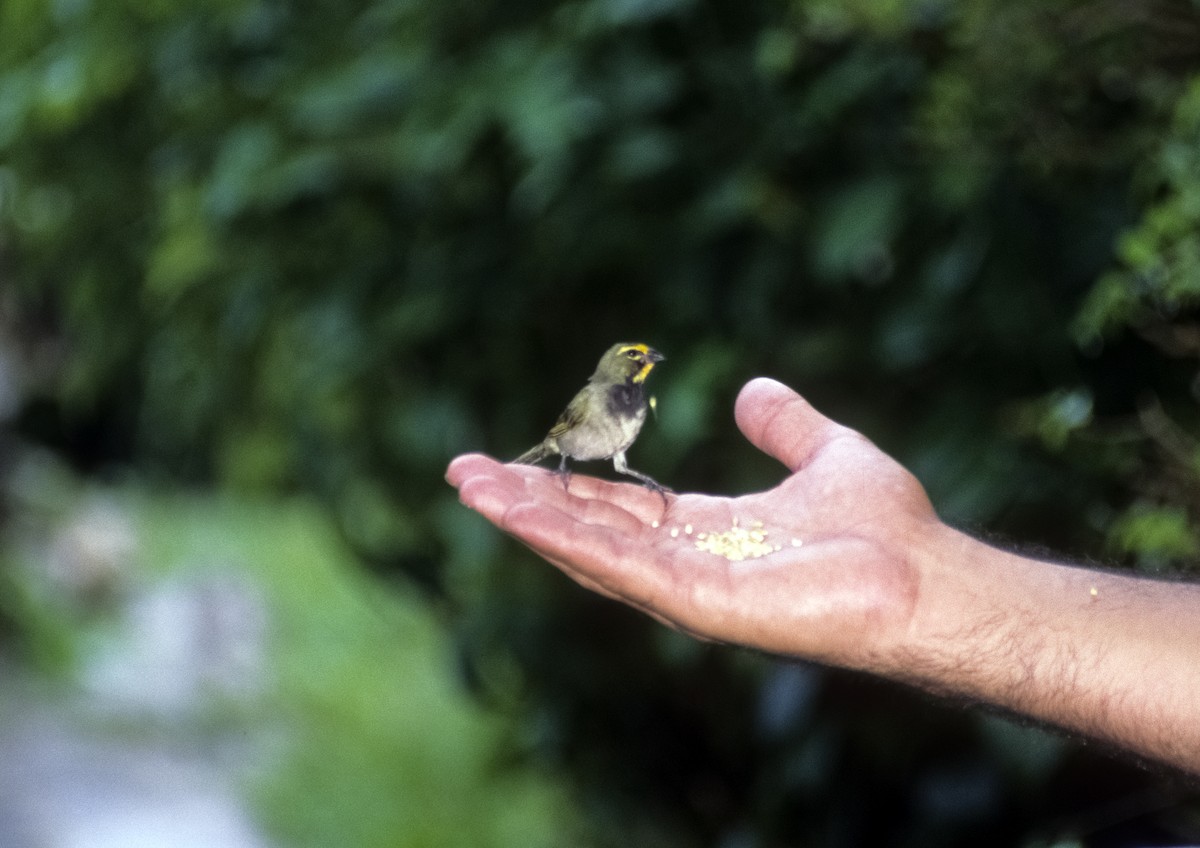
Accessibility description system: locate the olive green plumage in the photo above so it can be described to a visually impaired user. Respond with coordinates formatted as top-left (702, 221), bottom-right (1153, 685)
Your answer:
top-left (513, 342), bottom-right (670, 498)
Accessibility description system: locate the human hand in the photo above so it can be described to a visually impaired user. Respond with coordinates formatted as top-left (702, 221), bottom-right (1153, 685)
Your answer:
top-left (450, 377), bottom-right (1200, 772)
top-left (446, 377), bottom-right (947, 672)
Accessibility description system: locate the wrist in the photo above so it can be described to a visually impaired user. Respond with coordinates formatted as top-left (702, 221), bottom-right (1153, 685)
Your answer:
top-left (884, 523), bottom-right (1080, 698)
top-left (875, 523), bottom-right (1200, 772)
top-left (845, 516), bottom-right (975, 678)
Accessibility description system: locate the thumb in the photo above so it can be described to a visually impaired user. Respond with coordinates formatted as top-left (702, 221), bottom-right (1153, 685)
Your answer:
top-left (734, 378), bottom-right (850, 472)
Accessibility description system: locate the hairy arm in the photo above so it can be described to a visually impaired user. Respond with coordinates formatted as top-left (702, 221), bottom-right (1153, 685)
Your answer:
top-left (902, 526), bottom-right (1200, 772)
top-left (447, 377), bottom-right (1200, 774)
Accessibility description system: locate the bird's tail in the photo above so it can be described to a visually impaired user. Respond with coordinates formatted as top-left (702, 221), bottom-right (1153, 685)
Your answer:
top-left (512, 442), bottom-right (551, 465)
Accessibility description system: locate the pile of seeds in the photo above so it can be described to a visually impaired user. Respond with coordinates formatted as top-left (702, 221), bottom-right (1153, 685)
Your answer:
top-left (652, 517), bottom-right (803, 562)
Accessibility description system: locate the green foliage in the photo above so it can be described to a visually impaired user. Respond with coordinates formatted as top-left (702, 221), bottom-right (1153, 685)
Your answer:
top-left (4, 0), bottom-right (1200, 843)
top-left (139, 495), bottom-right (583, 848)
top-left (1022, 76), bottom-right (1200, 575)
top-left (1005, 388), bottom-right (1094, 452)
top-left (1, 479), bottom-right (584, 848)
top-left (1075, 77), bottom-right (1200, 344)
top-left (1110, 502), bottom-right (1199, 565)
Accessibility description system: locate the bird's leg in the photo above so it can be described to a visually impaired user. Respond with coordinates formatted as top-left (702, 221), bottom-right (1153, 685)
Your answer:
top-left (555, 455), bottom-right (572, 493)
top-left (612, 451), bottom-right (672, 504)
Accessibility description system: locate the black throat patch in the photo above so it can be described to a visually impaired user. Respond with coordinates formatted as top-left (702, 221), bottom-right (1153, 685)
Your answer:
top-left (606, 380), bottom-right (646, 418)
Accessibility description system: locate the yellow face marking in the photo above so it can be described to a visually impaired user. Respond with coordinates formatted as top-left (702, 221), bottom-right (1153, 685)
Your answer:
top-left (617, 343), bottom-right (656, 383)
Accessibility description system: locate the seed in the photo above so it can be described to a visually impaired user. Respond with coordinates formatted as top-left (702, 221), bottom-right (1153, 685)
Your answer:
top-left (670, 527), bottom-right (679, 538)
top-left (684, 524), bottom-right (693, 535)
top-left (693, 518), bottom-right (778, 561)
top-left (651, 520), bottom-right (660, 529)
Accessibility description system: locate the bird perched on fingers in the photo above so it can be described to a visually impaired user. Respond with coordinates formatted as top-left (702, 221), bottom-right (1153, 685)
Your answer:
top-left (513, 342), bottom-right (671, 500)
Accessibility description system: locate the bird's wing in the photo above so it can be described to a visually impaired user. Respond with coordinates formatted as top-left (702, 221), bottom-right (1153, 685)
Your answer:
top-left (545, 388), bottom-right (589, 440)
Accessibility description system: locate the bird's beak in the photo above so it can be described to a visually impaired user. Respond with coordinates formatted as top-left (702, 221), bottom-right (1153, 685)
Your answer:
top-left (645, 348), bottom-right (665, 364)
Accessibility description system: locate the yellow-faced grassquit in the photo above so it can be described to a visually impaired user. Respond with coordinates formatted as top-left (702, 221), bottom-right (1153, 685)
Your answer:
top-left (513, 342), bottom-right (670, 498)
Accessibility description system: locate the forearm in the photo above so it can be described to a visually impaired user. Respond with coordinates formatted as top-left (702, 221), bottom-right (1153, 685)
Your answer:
top-left (894, 525), bottom-right (1200, 773)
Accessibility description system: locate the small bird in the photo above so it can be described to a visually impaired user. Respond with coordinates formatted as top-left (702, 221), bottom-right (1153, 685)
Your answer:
top-left (513, 342), bottom-right (671, 499)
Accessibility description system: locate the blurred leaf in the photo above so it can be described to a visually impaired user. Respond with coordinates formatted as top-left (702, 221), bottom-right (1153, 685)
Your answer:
top-left (810, 175), bottom-right (903, 283)
top-left (1006, 389), bottom-right (1095, 452)
top-left (1109, 501), bottom-right (1200, 564)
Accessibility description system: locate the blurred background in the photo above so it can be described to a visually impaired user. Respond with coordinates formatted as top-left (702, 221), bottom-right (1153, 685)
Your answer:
top-left (2, 0), bottom-right (1200, 844)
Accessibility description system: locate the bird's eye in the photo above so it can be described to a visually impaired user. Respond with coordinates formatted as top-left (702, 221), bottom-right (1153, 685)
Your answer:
top-left (625, 350), bottom-right (640, 358)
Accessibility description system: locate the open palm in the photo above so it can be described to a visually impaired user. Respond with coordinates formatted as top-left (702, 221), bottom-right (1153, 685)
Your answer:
top-left (447, 378), bottom-right (942, 671)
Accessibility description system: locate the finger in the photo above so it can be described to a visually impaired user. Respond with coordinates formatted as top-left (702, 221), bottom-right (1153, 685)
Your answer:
top-left (503, 502), bottom-right (676, 609)
top-left (497, 501), bottom-right (742, 642)
top-left (734, 377), bottom-right (853, 472)
top-left (457, 464), bottom-right (659, 545)
top-left (451, 456), bottom-right (577, 507)
top-left (532, 548), bottom-right (696, 637)
top-left (446, 453), bottom-right (505, 489)
top-left (555, 485), bottom-right (651, 537)
top-left (560, 473), bottom-right (675, 523)
top-left (492, 508), bottom-right (656, 609)
top-left (456, 470), bottom-right (527, 526)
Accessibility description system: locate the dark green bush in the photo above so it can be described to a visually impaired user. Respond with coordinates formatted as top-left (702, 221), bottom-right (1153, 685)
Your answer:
top-left (4, 0), bottom-right (1199, 843)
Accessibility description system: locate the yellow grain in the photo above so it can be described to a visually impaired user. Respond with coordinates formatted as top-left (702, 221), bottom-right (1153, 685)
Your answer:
top-left (693, 518), bottom-right (779, 561)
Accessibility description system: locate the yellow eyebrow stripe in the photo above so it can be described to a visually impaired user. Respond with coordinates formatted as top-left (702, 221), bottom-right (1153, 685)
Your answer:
top-left (617, 343), bottom-right (650, 355)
